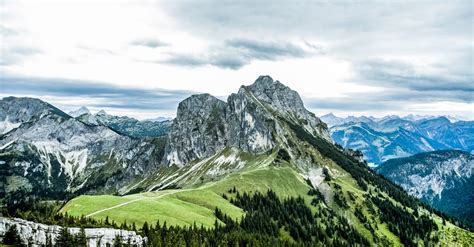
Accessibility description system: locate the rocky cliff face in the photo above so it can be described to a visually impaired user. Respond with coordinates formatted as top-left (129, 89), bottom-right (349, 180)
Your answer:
top-left (0, 97), bottom-right (163, 200)
top-left (163, 76), bottom-right (331, 166)
top-left (164, 94), bottom-right (228, 165)
top-left (376, 150), bottom-right (474, 226)
top-left (0, 217), bottom-right (144, 247)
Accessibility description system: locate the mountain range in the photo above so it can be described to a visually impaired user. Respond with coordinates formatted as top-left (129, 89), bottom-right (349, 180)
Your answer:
top-left (376, 150), bottom-right (474, 228)
top-left (1, 76), bottom-right (472, 246)
top-left (322, 113), bottom-right (474, 165)
top-left (0, 97), bottom-right (166, 200)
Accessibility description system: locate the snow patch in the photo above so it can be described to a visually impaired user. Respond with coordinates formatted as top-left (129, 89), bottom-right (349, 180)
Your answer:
top-left (0, 139), bottom-right (17, 150)
top-left (0, 117), bottom-right (22, 134)
top-left (244, 112), bottom-right (255, 129)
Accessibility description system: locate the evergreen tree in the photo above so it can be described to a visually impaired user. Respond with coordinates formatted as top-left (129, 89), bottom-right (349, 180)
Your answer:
top-left (75, 228), bottom-right (87, 247)
top-left (113, 234), bottom-right (123, 247)
top-left (3, 224), bottom-right (22, 246)
top-left (56, 227), bottom-right (72, 247)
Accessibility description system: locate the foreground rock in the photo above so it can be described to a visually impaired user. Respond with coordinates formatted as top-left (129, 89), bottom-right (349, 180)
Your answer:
top-left (0, 217), bottom-right (144, 247)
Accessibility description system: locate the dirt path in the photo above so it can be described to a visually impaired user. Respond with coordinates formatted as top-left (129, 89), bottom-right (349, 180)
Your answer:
top-left (85, 198), bottom-right (147, 217)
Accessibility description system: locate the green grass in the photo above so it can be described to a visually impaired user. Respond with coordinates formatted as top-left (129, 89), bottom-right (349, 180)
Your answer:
top-left (61, 161), bottom-right (474, 246)
top-left (61, 165), bottom-right (310, 228)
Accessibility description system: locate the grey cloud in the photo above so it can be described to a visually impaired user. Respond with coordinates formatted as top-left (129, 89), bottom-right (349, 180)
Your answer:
top-left (0, 46), bottom-right (41, 65)
top-left (356, 59), bottom-right (474, 93)
top-left (0, 75), bottom-right (196, 111)
top-left (225, 39), bottom-right (308, 60)
top-left (163, 39), bottom-right (314, 69)
top-left (164, 54), bottom-right (209, 67)
top-left (160, 0), bottom-right (472, 82)
top-left (160, 1), bottom-right (471, 42)
top-left (304, 88), bottom-right (472, 113)
top-left (131, 38), bottom-right (169, 48)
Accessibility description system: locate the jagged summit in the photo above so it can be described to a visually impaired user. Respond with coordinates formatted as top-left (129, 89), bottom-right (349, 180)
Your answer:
top-left (249, 75), bottom-right (277, 88)
top-left (163, 76), bottom-right (331, 166)
top-left (96, 109), bottom-right (108, 116)
top-left (176, 93), bottom-right (225, 118)
top-left (68, 106), bottom-right (90, 117)
top-left (0, 96), bottom-right (70, 134)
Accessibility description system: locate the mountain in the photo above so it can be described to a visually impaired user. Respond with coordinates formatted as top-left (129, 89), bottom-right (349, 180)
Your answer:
top-left (327, 113), bottom-right (473, 165)
top-left (146, 116), bottom-right (173, 122)
top-left (59, 76), bottom-right (473, 246)
top-left (320, 113), bottom-right (375, 127)
top-left (77, 110), bottom-right (171, 138)
top-left (2, 77), bottom-right (473, 246)
top-left (376, 150), bottom-right (474, 227)
top-left (0, 97), bottom-right (164, 201)
top-left (163, 76), bottom-right (331, 166)
top-left (68, 106), bottom-right (91, 118)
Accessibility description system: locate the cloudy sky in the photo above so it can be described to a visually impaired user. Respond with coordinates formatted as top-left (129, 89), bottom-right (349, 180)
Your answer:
top-left (1, 0), bottom-right (472, 119)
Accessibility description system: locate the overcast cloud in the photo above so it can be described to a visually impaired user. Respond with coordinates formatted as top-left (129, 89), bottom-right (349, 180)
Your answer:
top-left (0, 0), bottom-right (472, 119)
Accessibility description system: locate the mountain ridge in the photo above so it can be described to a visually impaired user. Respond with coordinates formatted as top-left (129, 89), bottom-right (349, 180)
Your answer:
top-left (1, 76), bottom-right (473, 246)
top-left (326, 113), bottom-right (473, 164)
top-left (376, 150), bottom-right (474, 227)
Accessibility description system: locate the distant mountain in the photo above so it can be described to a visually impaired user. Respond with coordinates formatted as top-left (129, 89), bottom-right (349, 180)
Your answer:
top-left (0, 97), bottom-right (165, 200)
top-left (76, 110), bottom-right (171, 138)
top-left (376, 150), bottom-right (474, 227)
top-left (320, 113), bottom-right (375, 127)
top-left (68, 106), bottom-right (91, 118)
top-left (325, 113), bottom-right (473, 165)
top-left (146, 116), bottom-right (173, 122)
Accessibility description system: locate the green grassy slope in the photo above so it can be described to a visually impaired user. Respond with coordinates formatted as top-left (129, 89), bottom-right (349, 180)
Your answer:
top-left (61, 166), bottom-right (307, 227)
top-left (61, 161), bottom-right (473, 246)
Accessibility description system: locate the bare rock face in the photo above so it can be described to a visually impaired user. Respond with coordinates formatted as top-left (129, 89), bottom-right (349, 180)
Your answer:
top-left (163, 76), bottom-right (331, 166)
top-left (164, 94), bottom-right (228, 166)
top-left (0, 217), bottom-right (144, 247)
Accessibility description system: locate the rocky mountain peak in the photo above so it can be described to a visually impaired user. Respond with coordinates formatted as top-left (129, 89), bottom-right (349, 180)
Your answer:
top-left (96, 110), bottom-right (108, 116)
top-left (163, 76), bottom-right (331, 166)
top-left (0, 96), bottom-right (71, 134)
top-left (244, 76), bottom-right (311, 121)
top-left (68, 106), bottom-right (90, 117)
top-left (249, 75), bottom-right (276, 88)
top-left (176, 93), bottom-right (226, 119)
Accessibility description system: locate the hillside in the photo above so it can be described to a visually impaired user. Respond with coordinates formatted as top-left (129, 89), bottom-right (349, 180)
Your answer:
top-left (376, 150), bottom-right (474, 228)
top-left (59, 76), bottom-right (473, 246)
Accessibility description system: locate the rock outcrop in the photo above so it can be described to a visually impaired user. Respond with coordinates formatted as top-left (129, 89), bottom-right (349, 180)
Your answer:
top-left (0, 217), bottom-right (144, 247)
top-left (163, 76), bottom-right (331, 166)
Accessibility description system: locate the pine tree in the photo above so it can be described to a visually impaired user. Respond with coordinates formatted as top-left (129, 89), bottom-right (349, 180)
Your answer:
top-left (76, 228), bottom-right (87, 246)
top-left (3, 224), bottom-right (22, 245)
top-left (56, 227), bottom-right (71, 247)
top-left (113, 234), bottom-right (123, 247)
top-left (142, 221), bottom-right (150, 239)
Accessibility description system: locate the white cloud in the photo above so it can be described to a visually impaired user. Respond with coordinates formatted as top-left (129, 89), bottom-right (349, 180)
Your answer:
top-left (1, 0), bottom-right (472, 119)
